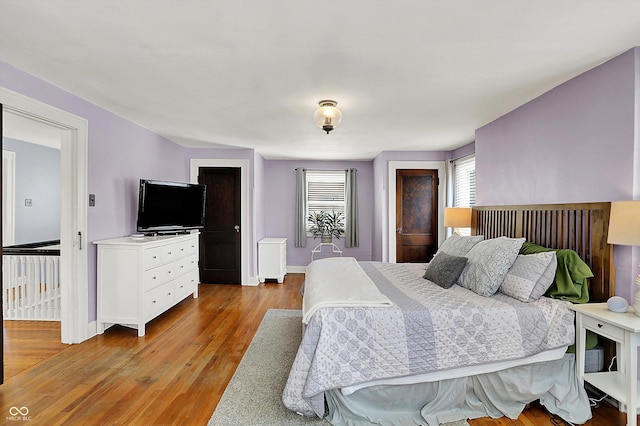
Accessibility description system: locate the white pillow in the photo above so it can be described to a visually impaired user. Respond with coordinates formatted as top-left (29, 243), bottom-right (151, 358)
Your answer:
top-left (437, 234), bottom-right (484, 257)
top-left (500, 252), bottom-right (557, 302)
top-left (458, 236), bottom-right (525, 297)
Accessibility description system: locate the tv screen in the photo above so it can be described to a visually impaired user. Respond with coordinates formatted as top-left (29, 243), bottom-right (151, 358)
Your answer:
top-left (137, 179), bottom-right (206, 234)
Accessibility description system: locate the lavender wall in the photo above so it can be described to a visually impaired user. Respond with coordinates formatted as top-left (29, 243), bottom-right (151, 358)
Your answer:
top-left (450, 142), bottom-right (475, 161)
top-left (476, 49), bottom-right (636, 205)
top-left (475, 48), bottom-right (639, 302)
top-left (263, 160), bottom-right (374, 267)
top-left (1, 61), bottom-right (189, 321)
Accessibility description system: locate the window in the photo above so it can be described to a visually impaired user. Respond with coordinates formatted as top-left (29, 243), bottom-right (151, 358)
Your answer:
top-left (306, 170), bottom-right (345, 230)
top-left (452, 155), bottom-right (476, 236)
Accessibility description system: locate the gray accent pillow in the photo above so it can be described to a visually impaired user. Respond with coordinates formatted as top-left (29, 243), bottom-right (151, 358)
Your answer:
top-left (423, 252), bottom-right (468, 289)
top-left (458, 236), bottom-right (525, 297)
top-left (500, 252), bottom-right (557, 302)
top-left (437, 234), bottom-right (484, 257)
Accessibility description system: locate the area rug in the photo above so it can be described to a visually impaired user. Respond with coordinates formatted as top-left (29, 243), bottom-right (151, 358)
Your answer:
top-left (208, 309), bottom-right (469, 426)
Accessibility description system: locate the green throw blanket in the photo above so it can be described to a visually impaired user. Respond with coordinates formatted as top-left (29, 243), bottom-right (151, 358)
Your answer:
top-left (520, 242), bottom-right (597, 351)
top-left (519, 241), bottom-right (593, 304)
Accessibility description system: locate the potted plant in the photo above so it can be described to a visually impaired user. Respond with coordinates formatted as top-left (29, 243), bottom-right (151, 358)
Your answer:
top-left (307, 210), bottom-right (345, 243)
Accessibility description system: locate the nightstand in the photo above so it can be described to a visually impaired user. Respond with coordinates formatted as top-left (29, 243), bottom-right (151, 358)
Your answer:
top-left (569, 303), bottom-right (640, 426)
top-left (258, 238), bottom-right (287, 283)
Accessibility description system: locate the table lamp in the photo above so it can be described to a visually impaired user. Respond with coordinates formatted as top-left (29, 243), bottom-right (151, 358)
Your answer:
top-left (607, 200), bottom-right (640, 316)
top-left (444, 207), bottom-right (471, 235)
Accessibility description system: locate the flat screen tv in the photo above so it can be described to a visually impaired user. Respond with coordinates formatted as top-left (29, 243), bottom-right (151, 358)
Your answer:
top-left (137, 179), bottom-right (206, 234)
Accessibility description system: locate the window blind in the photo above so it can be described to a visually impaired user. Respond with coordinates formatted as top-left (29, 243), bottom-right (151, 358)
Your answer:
top-left (453, 155), bottom-right (476, 236)
top-left (306, 170), bottom-right (345, 227)
top-left (453, 155), bottom-right (476, 208)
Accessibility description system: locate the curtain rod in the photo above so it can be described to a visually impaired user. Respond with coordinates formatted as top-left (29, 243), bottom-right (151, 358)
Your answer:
top-left (295, 168), bottom-right (357, 172)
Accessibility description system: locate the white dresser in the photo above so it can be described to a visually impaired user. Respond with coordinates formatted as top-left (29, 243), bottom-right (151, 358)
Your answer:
top-left (95, 232), bottom-right (200, 336)
top-left (258, 237), bottom-right (287, 283)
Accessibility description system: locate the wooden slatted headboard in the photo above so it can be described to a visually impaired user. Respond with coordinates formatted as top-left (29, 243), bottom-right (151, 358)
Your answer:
top-left (471, 202), bottom-right (613, 302)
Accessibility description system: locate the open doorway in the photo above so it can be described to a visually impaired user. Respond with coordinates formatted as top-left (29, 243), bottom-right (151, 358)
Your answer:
top-left (1, 87), bottom-right (89, 345)
top-left (3, 122), bottom-right (62, 320)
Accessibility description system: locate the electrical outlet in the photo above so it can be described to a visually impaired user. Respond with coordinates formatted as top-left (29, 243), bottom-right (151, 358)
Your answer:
top-left (25, 198), bottom-right (32, 207)
top-left (89, 194), bottom-right (96, 207)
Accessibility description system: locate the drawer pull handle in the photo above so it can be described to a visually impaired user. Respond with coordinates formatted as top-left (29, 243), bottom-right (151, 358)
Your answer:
top-left (168, 251), bottom-right (172, 255)
top-left (152, 276), bottom-right (157, 280)
top-left (598, 323), bottom-right (603, 328)
top-left (153, 255), bottom-right (157, 259)
top-left (152, 300), bottom-right (157, 304)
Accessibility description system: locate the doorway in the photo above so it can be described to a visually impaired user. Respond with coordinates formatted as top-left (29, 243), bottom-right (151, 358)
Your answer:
top-left (0, 87), bottom-right (89, 345)
top-left (190, 159), bottom-right (250, 285)
top-left (198, 167), bottom-right (241, 284)
top-left (395, 169), bottom-right (438, 262)
top-left (3, 129), bottom-right (62, 320)
top-left (388, 161), bottom-right (446, 263)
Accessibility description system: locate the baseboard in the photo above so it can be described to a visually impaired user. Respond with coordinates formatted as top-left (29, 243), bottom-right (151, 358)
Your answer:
top-left (287, 265), bottom-right (306, 273)
top-left (244, 276), bottom-right (260, 286)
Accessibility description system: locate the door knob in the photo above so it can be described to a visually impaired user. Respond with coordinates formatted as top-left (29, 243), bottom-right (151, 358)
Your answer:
top-left (396, 228), bottom-right (402, 234)
top-left (234, 225), bottom-right (240, 233)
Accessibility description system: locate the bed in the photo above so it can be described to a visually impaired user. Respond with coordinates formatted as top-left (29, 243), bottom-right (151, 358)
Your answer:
top-left (283, 202), bottom-right (613, 425)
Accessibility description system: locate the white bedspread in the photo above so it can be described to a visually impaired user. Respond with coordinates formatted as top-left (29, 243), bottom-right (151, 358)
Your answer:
top-left (302, 257), bottom-right (392, 324)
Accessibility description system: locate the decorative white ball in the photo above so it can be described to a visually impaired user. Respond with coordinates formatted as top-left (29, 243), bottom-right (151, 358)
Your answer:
top-left (607, 296), bottom-right (629, 313)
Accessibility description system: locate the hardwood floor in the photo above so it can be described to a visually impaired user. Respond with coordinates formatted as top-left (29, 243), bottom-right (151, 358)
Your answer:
top-left (2, 273), bottom-right (631, 425)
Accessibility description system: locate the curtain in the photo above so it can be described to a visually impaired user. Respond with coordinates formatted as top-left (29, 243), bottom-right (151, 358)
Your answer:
top-left (295, 168), bottom-right (307, 247)
top-left (345, 168), bottom-right (359, 248)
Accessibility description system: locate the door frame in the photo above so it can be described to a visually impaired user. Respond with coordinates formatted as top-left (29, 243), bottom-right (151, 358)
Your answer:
top-left (388, 161), bottom-right (446, 263)
top-left (0, 86), bottom-right (89, 344)
top-left (189, 158), bottom-right (251, 286)
top-left (2, 150), bottom-right (16, 246)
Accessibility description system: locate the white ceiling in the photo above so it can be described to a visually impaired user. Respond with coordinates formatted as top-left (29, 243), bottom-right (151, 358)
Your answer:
top-left (1, 1), bottom-right (639, 160)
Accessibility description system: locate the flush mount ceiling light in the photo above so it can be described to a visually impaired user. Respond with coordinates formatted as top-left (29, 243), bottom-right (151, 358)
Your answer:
top-left (313, 100), bottom-right (342, 134)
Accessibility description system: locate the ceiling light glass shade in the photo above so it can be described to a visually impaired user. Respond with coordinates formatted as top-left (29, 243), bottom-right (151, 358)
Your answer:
top-left (313, 100), bottom-right (342, 134)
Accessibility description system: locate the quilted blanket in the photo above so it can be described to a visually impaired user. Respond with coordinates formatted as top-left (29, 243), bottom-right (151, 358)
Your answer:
top-left (282, 261), bottom-right (575, 417)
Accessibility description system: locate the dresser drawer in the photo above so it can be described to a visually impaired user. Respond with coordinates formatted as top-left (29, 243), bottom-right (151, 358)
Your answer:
top-left (176, 239), bottom-right (198, 257)
top-left (144, 281), bottom-right (174, 320)
top-left (175, 254), bottom-right (198, 277)
top-left (144, 247), bottom-right (162, 269)
top-left (581, 314), bottom-right (625, 342)
top-left (163, 244), bottom-right (182, 262)
top-left (144, 263), bottom-right (175, 291)
top-left (174, 269), bottom-right (198, 301)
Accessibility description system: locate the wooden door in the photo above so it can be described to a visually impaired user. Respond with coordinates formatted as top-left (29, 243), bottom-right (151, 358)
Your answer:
top-left (395, 169), bottom-right (438, 263)
top-left (198, 167), bottom-right (241, 284)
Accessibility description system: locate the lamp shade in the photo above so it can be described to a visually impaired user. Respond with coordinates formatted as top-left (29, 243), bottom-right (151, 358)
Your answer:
top-left (608, 200), bottom-right (640, 246)
top-left (444, 207), bottom-right (471, 228)
top-left (313, 100), bottom-right (342, 134)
